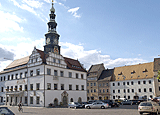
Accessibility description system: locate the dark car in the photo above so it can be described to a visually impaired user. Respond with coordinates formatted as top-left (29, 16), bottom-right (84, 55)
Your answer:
top-left (131, 100), bottom-right (141, 105)
top-left (0, 107), bottom-right (15, 115)
top-left (68, 102), bottom-right (83, 109)
top-left (102, 100), bottom-right (119, 107)
top-left (81, 102), bottom-right (89, 108)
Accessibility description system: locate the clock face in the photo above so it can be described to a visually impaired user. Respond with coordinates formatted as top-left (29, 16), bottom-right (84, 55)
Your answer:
top-left (46, 38), bottom-right (50, 44)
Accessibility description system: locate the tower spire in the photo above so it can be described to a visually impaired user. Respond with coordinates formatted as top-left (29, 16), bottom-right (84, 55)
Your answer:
top-left (44, 0), bottom-right (61, 54)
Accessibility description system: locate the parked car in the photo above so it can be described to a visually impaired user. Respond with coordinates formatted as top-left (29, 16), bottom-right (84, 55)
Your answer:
top-left (114, 99), bottom-right (123, 104)
top-left (81, 102), bottom-right (89, 108)
top-left (85, 102), bottom-right (109, 109)
top-left (121, 100), bottom-right (132, 105)
top-left (102, 100), bottom-right (119, 107)
top-left (68, 102), bottom-right (83, 109)
top-left (138, 101), bottom-right (160, 115)
top-left (131, 100), bottom-right (141, 105)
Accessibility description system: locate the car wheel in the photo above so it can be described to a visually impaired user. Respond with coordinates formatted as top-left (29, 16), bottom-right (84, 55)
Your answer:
top-left (139, 112), bottom-right (143, 115)
top-left (87, 106), bottom-right (91, 109)
top-left (101, 106), bottom-right (105, 109)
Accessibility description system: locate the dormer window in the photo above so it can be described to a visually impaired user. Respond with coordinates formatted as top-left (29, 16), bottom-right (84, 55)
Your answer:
top-left (143, 69), bottom-right (148, 73)
top-left (131, 70), bottom-right (135, 74)
top-left (118, 72), bottom-right (122, 76)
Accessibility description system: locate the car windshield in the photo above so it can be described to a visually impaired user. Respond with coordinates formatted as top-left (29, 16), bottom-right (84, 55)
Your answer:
top-left (140, 102), bottom-right (152, 106)
top-left (74, 102), bottom-right (80, 105)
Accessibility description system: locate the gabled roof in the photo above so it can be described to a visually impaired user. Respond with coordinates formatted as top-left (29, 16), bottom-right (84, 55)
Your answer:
top-left (98, 69), bottom-right (114, 81)
top-left (64, 57), bottom-right (86, 72)
top-left (88, 63), bottom-right (104, 73)
top-left (5, 56), bottom-right (29, 70)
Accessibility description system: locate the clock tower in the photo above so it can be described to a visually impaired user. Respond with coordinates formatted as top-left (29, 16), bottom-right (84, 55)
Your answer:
top-left (44, 1), bottom-right (60, 54)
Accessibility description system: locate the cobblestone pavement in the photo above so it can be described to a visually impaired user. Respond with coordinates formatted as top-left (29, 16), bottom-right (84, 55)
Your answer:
top-left (0, 105), bottom-right (142, 115)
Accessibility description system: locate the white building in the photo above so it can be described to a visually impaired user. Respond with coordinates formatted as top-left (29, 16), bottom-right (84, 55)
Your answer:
top-left (110, 62), bottom-right (156, 100)
top-left (0, 2), bottom-right (87, 107)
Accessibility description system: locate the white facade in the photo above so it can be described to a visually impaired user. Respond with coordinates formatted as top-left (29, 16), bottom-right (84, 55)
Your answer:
top-left (0, 48), bottom-right (87, 107)
top-left (110, 78), bottom-right (155, 100)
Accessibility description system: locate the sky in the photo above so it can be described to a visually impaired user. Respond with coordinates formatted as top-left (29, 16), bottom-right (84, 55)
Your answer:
top-left (0, 0), bottom-right (160, 71)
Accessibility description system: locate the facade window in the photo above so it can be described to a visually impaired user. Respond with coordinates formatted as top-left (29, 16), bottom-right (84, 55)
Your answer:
top-left (47, 68), bottom-right (51, 75)
top-left (7, 86), bottom-right (9, 90)
top-left (15, 86), bottom-right (17, 91)
top-left (76, 73), bottom-right (78, 78)
top-left (113, 90), bottom-right (115, 93)
top-left (19, 85), bottom-right (22, 91)
top-left (1, 77), bottom-right (2, 81)
top-left (53, 58), bottom-right (56, 63)
top-left (91, 83), bottom-right (93, 86)
top-left (69, 72), bottom-right (72, 78)
top-left (143, 81), bottom-right (146, 84)
top-left (36, 69), bottom-right (40, 75)
top-left (131, 81), bottom-right (134, 85)
top-left (138, 81), bottom-right (140, 84)
top-left (128, 89), bottom-right (130, 93)
top-left (25, 97), bottom-right (27, 104)
top-left (4, 76), bottom-right (5, 81)
top-left (15, 74), bottom-right (18, 79)
top-left (11, 75), bottom-right (14, 80)
top-left (139, 89), bottom-right (141, 92)
top-left (112, 83), bottom-right (115, 86)
top-left (36, 83), bottom-right (40, 90)
top-left (60, 71), bottom-right (64, 77)
top-left (61, 84), bottom-right (64, 90)
top-left (149, 80), bottom-right (151, 84)
top-left (31, 59), bottom-right (33, 63)
top-left (99, 89), bottom-right (101, 93)
top-left (36, 58), bottom-right (38, 62)
top-left (87, 83), bottom-right (89, 86)
top-left (54, 70), bottom-right (58, 76)
top-left (132, 89), bottom-right (134, 93)
top-left (20, 73), bottom-right (23, 79)
top-left (76, 85), bottom-right (79, 90)
top-left (118, 89), bottom-right (120, 93)
top-left (99, 84), bottom-right (101, 87)
top-left (149, 88), bottom-right (152, 92)
top-left (81, 85), bottom-right (84, 90)
top-left (8, 75), bottom-right (10, 80)
top-left (69, 84), bottom-right (72, 90)
top-left (81, 74), bottom-right (84, 79)
top-left (127, 82), bottom-right (129, 85)
top-left (128, 96), bottom-right (130, 99)
top-left (30, 70), bottom-right (33, 76)
top-left (106, 83), bottom-right (108, 86)
top-left (25, 85), bottom-right (27, 91)
top-left (36, 97), bottom-right (40, 104)
top-left (58, 59), bottom-right (60, 64)
top-left (30, 97), bottom-right (33, 104)
top-left (91, 89), bottom-right (93, 93)
top-left (118, 82), bottom-right (120, 86)
top-left (94, 89), bottom-right (96, 92)
top-left (94, 83), bottom-right (96, 86)
top-left (1, 87), bottom-right (3, 92)
top-left (144, 88), bottom-right (146, 92)
top-left (107, 89), bottom-right (109, 92)
top-left (87, 90), bottom-right (89, 93)
top-left (113, 96), bottom-right (115, 99)
top-left (25, 72), bottom-right (27, 77)
top-left (47, 83), bottom-right (51, 90)
top-left (124, 89), bottom-right (126, 93)
top-left (123, 82), bottom-right (125, 85)
top-left (54, 84), bottom-right (58, 90)
top-left (30, 84), bottom-right (33, 90)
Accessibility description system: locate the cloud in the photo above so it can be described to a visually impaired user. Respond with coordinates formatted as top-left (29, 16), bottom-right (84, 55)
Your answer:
top-left (59, 2), bottom-right (69, 9)
top-left (68, 7), bottom-right (81, 18)
top-left (0, 11), bottom-right (23, 32)
top-left (0, 40), bottom-right (146, 72)
top-left (11, 0), bottom-right (37, 15)
top-left (22, 0), bottom-right (43, 8)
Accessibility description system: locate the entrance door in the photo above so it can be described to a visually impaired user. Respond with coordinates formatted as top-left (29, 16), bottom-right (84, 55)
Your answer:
top-left (54, 98), bottom-right (58, 106)
top-left (63, 96), bottom-right (67, 105)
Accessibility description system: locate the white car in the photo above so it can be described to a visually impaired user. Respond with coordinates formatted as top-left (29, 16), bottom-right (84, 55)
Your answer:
top-left (85, 102), bottom-right (109, 109)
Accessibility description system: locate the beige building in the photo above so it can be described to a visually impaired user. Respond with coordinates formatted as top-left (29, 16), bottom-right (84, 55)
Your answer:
top-left (87, 64), bottom-right (105, 100)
